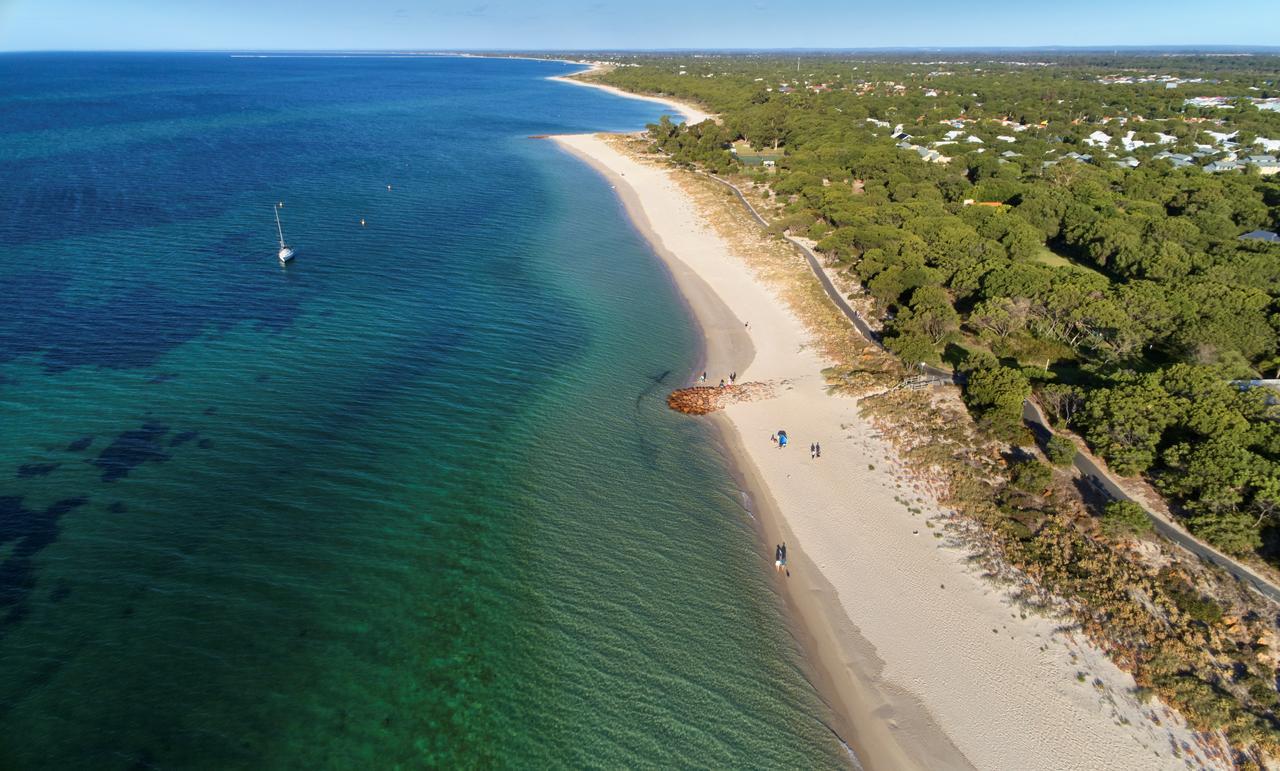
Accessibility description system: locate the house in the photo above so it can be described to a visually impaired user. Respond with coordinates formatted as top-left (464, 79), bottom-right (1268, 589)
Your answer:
top-left (1001, 150), bottom-right (1022, 158)
top-left (1083, 130), bottom-right (1111, 147)
top-left (1120, 130), bottom-right (1153, 152)
top-left (1239, 230), bottom-right (1280, 243)
top-left (1155, 132), bottom-right (1178, 144)
top-left (1205, 129), bottom-right (1238, 144)
top-left (943, 129), bottom-right (966, 141)
top-left (996, 135), bottom-right (1017, 143)
top-left (1115, 157), bottom-right (1140, 168)
top-left (1205, 159), bottom-right (1239, 173)
top-left (899, 142), bottom-right (949, 164)
top-left (1244, 155), bottom-right (1280, 175)
top-left (866, 118), bottom-right (891, 129)
top-left (1256, 137), bottom-right (1280, 153)
top-left (965, 134), bottom-right (984, 144)
top-left (1063, 151), bottom-right (1093, 162)
top-left (1153, 150), bottom-right (1195, 168)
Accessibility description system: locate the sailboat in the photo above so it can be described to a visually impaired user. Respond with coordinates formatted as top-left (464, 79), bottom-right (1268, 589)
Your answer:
top-left (274, 203), bottom-right (295, 264)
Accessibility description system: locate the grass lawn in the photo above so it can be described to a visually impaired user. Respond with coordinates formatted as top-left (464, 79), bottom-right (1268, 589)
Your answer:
top-left (732, 140), bottom-right (784, 164)
top-left (1032, 246), bottom-right (1105, 278)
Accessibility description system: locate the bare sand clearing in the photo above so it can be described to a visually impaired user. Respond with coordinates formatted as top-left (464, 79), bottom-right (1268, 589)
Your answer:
top-left (552, 132), bottom-right (1226, 771)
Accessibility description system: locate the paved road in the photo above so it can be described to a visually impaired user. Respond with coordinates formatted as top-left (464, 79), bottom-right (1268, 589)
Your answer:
top-left (1021, 402), bottom-right (1280, 605)
top-left (705, 172), bottom-right (1280, 606)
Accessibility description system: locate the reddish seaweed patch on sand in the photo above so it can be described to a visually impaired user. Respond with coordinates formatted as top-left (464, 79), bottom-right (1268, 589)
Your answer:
top-left (667, 382), bottom-right (772, 415)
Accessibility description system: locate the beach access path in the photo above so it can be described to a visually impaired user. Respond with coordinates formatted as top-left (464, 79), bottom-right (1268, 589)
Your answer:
top-left (551, 131), bottom-right (1227, 771)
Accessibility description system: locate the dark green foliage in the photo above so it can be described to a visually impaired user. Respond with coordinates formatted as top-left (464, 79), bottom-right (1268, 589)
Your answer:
top-left (1157, 569), bottom-right (1223, 625)
top-left (964, 364), bottom-right (1031, 412)
top-left (1101, 500), bottom-right (1153, 537)
top-left (1045, 435), bottom-right (1077, 467)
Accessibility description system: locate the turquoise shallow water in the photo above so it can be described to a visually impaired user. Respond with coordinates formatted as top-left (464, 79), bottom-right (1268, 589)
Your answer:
top-left (0, 53), bottom-right (846, 768)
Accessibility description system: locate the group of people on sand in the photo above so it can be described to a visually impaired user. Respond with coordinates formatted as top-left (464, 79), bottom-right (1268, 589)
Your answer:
top-left (769, 431), bottom-right (822, 458)
top-left (697, 371), bottom-right (737, 388)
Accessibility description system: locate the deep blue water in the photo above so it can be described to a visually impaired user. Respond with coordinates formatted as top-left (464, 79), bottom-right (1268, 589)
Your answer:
top-left (0, 53), bottom-right (846, 768)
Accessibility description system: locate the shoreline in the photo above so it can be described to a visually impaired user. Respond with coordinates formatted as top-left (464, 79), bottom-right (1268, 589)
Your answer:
top-left (549, 65), bottom-right (713, 126)
top-left (551, 132), bottom-right (1224, 770)
top-left (553, 134), bottom-right (959, 770)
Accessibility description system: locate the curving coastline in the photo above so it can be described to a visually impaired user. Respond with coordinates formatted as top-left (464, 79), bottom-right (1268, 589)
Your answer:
top-left (549, 65), bottom-right (714, 126)
top-left (549, 127), bottom-right (1226, 769)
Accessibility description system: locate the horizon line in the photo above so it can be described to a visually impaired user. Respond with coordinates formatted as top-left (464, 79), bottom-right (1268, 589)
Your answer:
top-left (4, 45), bottom-right (1280, 55)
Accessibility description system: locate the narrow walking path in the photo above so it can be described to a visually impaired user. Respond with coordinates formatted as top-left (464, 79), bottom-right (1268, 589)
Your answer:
top-left (702, 170), bottom-right (1280, 607)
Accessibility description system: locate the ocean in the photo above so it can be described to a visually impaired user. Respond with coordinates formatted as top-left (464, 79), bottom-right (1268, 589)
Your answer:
top-left (0, 53), bottom-right (846, 768)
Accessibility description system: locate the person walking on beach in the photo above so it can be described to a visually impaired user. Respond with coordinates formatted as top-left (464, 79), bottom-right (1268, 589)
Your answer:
top-left (729, 371), bottom-right (736, 384)
top-left (780, 542), bottom-right (788, 575)
top-left (774, 544), bottom-right (783, 572)
top-left (699, 371), bottom-right (706, 384)
top-left (816, 442), bottom-right (822, 458)
top-left (810, 442), bottom-right (816, 459)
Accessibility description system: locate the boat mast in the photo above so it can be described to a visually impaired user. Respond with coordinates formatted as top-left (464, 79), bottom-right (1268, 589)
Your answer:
top-left (274, 204), bottom-right (286, 249)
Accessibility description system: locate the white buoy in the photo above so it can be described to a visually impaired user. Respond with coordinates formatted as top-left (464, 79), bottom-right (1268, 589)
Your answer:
top-left (387, 184), bottom-right (392, 191)
top-left (360, 218), bottom-right (365, 226)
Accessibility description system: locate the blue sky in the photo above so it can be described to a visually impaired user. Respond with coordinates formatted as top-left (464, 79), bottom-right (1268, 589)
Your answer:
top-left (2, 0), bottom-right (1276, 51)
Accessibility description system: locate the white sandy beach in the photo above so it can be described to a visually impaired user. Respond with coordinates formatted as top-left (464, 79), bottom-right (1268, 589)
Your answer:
top-left (552, 131), bottom-right (1226, 770)
top-left (549, 67), bottom-right (713, 125)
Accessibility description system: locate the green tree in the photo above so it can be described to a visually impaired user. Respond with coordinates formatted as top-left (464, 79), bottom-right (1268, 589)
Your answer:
top-left (1186, 510), bottom-right (1262, 556)
top-left (1101, 500), bottom-right (1153, 537)
top-left (1045, 435), bottom-right (1077, 467)
top-left (1080, 377), bottom-right (1175, 476)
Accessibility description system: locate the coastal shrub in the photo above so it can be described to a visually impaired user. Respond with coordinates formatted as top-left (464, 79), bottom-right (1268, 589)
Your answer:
top-left (978, 409), bottom-right (1030, 446)
top-left (1009, 459), bottom-right (1052, 496)
top-left (1045, 435), bottom-right (1077, 467)
top-left (1157, 571), bottom-right (1224, 625)
top-left (1100, 500), bottom-right (1152, 537)
top-left (1247, 679), bottom-right (1280, 711)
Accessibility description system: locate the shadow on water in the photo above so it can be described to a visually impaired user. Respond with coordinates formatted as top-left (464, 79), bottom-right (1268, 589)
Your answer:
top-left (168, 430), bottom-right (199, 448)
top-left (0, 496), bottom-right (89, 631)
top-left (16, 463), bottom-right (59, 479)
top-left (91, 423), bottom-right (171, 483)
top-left (628, 369), bottom-right (672, 470)
top-left (0, 232), bottom-right (303, 373)
top-left (66, 435), bottom-right (94, 452)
